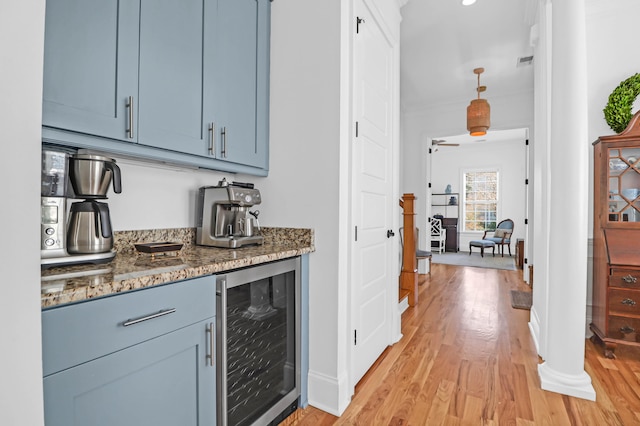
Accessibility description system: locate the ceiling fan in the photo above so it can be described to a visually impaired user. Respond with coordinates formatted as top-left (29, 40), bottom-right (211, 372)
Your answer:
top-left (432, 139), bottom-right (459, 147)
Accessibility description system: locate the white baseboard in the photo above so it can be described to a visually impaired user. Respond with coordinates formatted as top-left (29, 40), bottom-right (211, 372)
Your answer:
top-left (398, 295), bottom-right (409, 314)
top-left (307, 369), bottom-right (351, 416)
top-left (529, 305), bottom-right (542, 357)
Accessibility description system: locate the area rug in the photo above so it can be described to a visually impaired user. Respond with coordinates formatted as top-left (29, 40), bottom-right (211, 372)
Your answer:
top-left (431, 251), bottom-right (517, 271)
top-left (510, 290), bottom-right (532, 310)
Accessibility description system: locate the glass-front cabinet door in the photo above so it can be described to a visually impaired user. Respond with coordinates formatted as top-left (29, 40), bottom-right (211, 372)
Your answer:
top-left (607, 147), bottom-right (640, 223)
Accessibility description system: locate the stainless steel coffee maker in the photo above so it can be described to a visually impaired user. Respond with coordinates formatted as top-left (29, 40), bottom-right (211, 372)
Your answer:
top-left (41, 150), bottom-right (122, 268)
top-left (196, 179), bottom-right (263, 248)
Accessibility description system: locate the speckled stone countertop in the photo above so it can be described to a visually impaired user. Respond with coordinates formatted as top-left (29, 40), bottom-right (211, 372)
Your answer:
top-left (41, 227), bottom-right (314, 309)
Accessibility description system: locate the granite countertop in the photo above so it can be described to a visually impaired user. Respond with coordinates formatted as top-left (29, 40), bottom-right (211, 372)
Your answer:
top-left (41, 227), bottom-right (314, 308)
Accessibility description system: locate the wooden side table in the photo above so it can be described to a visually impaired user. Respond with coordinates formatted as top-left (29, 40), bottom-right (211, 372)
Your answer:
top-left (516, 238), bottom-right (524, 269)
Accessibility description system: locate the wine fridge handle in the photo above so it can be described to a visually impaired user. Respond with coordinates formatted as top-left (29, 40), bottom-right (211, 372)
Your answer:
top-left (216, 277), bottom-right (228, 426)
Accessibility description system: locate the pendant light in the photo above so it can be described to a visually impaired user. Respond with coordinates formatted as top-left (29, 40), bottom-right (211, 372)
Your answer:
top-left (467, 67), bottom-right (490, 136)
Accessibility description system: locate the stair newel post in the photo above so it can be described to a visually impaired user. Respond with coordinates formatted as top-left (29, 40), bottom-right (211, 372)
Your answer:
top-left (399, 193), bottom-right (418, 306)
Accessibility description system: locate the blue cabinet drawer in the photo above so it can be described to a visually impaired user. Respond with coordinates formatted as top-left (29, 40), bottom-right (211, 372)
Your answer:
top-left (42, 275), bottom-right (215, 376)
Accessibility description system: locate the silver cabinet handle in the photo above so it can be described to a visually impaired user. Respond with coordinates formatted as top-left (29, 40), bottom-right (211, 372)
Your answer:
top-left (622, 274), bottom-right (638, 284)
top-left (208, 123), bottom-right (215, 157)
top-left (126, 96), bottom-right (134, 139)
top-left (206, 321), bottom-right (215, 367)
top-left (622, 298), bottom-right (637, 306)
top-left (221, 127), bottom-right (227, 158)
top-left (122, 308), bottom-right (176, 327)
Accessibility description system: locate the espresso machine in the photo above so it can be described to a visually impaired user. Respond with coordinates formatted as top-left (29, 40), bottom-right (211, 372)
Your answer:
top-left (196, 179), bottom-right (263, 248)
top-left (41, 150), bottom-right (122, 268)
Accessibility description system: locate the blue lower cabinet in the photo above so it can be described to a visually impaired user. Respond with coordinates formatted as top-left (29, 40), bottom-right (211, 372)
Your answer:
top-left (43, 318), bottom-right (216, 426)
top-left (42, 276), bottom-right (217, 426)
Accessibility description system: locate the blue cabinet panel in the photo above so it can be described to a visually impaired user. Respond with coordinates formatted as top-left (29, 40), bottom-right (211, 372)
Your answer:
top-left (215, 0), bottom-right (270, 170)
top-left (42, 0), bottom-right (139, 141)
top-left (43, 318), bottom-right (215, 426)
top-left (138, 0), bottom-right (215, 157)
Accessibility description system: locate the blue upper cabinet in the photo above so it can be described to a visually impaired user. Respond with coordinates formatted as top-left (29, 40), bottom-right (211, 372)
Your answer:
top-left (42, 0), bottom-right (139, 142)
top-left (215, 0), bottom-right (270, 170)
top-left (42, 0), bottom-right (270, 176)
top-left (137, 0), bottom-right (215, 157)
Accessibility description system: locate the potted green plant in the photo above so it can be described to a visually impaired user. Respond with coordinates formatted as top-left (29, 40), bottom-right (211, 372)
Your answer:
top-left (604, 73), bottom-right (640, 133)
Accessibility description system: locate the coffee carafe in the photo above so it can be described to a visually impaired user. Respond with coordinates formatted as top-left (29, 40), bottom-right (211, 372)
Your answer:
top-left (66, 154), bottom-right (121, 254)
top-left (67, 200), bottom-right (113, 254)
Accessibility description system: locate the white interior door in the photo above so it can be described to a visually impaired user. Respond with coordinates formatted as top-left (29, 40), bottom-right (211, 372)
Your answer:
top-left (351, 0), bottom-right (395, 386)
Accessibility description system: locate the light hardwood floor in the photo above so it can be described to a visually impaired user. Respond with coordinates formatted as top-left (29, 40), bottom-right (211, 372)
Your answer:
top-left (286, 263), bottom-right (640, 425)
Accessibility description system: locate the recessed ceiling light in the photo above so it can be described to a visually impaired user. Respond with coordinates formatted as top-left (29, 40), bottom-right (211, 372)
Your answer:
top-left (462, 0), bottom-right (477, 5)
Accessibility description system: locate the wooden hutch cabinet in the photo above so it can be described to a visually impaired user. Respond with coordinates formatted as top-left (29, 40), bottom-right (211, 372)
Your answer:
top-left (592, 112), bottom-right (640, 358)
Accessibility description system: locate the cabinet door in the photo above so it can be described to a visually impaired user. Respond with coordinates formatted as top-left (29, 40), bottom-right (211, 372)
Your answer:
top-left (43, 318), bottom-right (216, 426)
top-left (216, 0), bottom-right (270, 169)
top-left (137, 0), bottom-right (215, 157)
top-left (43, 0), bottom-right (139, 141)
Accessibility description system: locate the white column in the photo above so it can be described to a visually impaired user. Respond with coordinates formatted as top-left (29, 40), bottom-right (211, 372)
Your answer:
top-left (537, 0), bottom-right (595, 400)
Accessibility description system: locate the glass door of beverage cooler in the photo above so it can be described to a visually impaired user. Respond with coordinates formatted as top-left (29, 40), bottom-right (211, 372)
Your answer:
top-left (216, 258), bottom-right (301, 426)
top-left (607, 148), bottom-right (640, 223)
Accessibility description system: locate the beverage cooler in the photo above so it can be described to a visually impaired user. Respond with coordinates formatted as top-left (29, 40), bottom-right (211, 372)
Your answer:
top-left (216, 258), bottom-right (301, 426)
top-left (442, 218), bottom-right (459, 252)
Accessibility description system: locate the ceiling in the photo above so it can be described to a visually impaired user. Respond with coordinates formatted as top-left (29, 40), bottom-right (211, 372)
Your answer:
top-left (432, 127), bottom-right (528, 148)
top-left (399, 0), bottom-right (536, 114)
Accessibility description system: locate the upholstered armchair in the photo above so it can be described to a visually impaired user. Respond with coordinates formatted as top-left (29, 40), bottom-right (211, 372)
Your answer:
top-left (482, 219), bottom-right (514, 257)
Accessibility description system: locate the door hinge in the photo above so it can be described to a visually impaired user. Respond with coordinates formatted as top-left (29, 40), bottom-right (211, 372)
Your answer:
top-left (525, 139), bottom-right (529, 146)
top-left (524, 258), bottom-right (528, 264)
top-left (525, 178), bottom-right (529, 185)
top-left (524, 218), bottom-right (528, 225)
top-left (355, 121), bottom-right (359, 137)
top-left (355, 226), bottom-right (358, 242)
top-left (354, 330), bottom-right (357, 345)
top-left (356, 17), bottom-right (365, 34)
top-left (428, 182), bottom-right (432, 188)
top-left (428, 148), bottom-right (432, 154)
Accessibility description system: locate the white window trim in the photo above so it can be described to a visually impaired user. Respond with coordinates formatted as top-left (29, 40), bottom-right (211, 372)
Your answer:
top-left (460, 167), bottom-right (501, 232)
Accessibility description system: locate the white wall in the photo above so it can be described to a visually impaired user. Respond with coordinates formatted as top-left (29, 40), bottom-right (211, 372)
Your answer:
top-left (0, 1), bottom-right (46, 425)
top-left (105, 158), bottom-right (247, 230)
top-left (430, 140), bottom-right (527, 251)
top-left (254, 0), bottom-right (349, 414)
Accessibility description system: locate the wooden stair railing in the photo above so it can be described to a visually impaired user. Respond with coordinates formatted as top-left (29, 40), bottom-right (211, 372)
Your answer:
top-left (399, 193), bottom-right (418, 307)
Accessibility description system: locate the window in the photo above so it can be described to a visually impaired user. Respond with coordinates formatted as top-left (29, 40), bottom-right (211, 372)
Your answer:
top-left (463, 170), bottom-right (498, 231)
